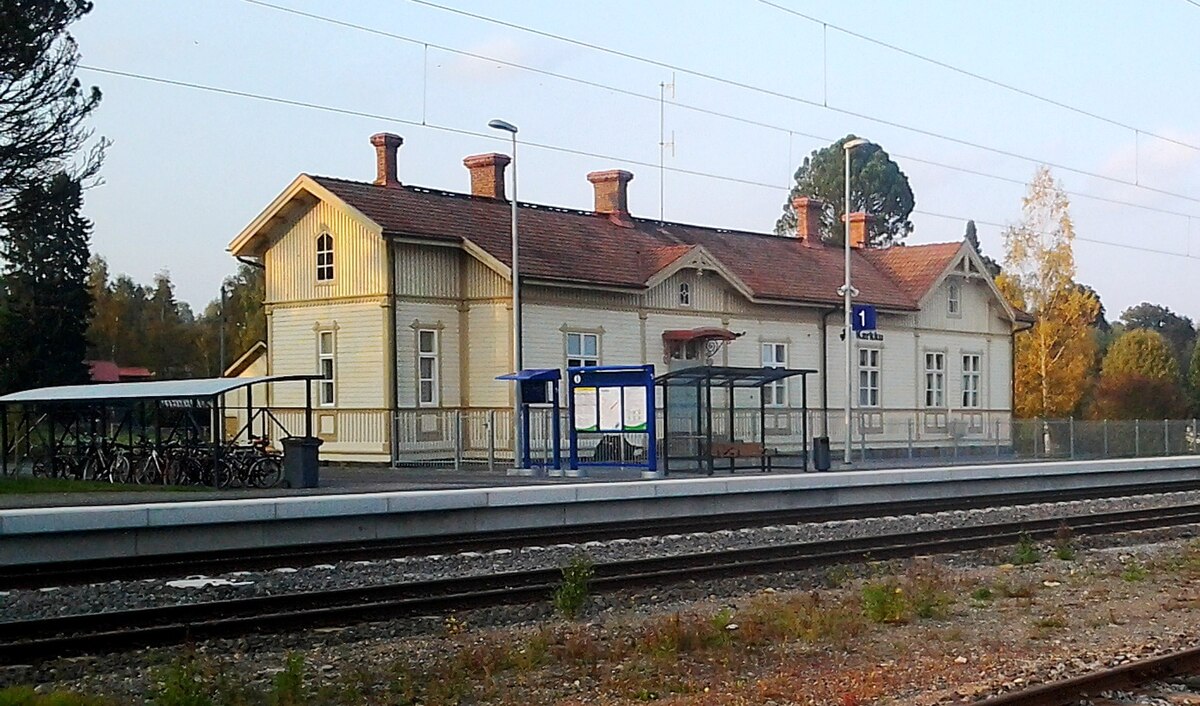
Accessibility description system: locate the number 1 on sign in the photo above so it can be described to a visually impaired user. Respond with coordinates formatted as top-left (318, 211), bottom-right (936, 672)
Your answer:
top-left (858, 309), bottom-right (866, 328)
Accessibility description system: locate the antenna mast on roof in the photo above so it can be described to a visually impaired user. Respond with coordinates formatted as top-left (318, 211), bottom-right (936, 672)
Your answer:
top-left (659, 74), bottom-right (675, 221)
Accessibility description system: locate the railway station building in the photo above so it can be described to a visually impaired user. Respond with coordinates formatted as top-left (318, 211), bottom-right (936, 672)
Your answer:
top-left (227, 133), bottom-right (1030, 464)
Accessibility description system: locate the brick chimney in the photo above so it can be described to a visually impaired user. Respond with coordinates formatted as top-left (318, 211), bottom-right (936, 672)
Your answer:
top-left (791, 196), bottom-right (824, 243)
top-left (463, 153), bottom-right (511, 200)
top-left (587, 169), bottom-right (634, 226)
top-left (845, 211), bottom-right (872, 249)
top-left (370, 132), bottom-right (403, 187)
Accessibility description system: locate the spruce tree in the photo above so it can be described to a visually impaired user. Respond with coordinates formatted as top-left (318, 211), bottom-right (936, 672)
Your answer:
top-left (0, 172), bottom-right (92, 392)
top-left (963, 220), bottom-right (1001, 277)
top-left (0, 0), bottom-right (103, 216)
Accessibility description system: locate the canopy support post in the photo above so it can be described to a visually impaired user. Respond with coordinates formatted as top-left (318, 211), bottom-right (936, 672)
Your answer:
top-left (705, 377), bottom-right (714, 476)
top-left (1, 404), bottom-right (8, 477)
top-left (660, 382), bottom-right (669, 476)
top-left (801, 374), bottom-right (810, 471)
top-left (305, 381), bottom-right (313, 438)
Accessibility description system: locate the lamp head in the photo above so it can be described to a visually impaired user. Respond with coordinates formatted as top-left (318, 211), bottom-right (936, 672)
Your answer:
top-left (843, 137), bottom-right (869, 151)
top-left (488, 119), bottom-right (518, 134)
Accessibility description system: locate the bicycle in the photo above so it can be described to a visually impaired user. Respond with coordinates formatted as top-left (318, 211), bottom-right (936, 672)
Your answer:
top-left (80, 437), bottom-right (130, 484)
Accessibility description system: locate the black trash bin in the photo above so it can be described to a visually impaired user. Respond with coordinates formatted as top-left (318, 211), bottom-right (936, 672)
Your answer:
top-left (812, 436), bottom-right (831, 472)
top-left (282, 436), bottom-right (323, 488)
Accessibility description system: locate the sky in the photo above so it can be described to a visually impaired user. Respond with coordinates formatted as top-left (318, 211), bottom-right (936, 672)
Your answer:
top-left (70, 0), bottom-right (1200, 321)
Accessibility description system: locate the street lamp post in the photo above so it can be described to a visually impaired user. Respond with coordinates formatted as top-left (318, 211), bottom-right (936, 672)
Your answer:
top-left (488, 119), bottom-right (524, 468)
top-left (840, 138), bottom-right (868, 465)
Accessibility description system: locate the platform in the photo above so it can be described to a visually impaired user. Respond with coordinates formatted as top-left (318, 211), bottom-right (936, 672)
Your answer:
top-left (2, 456), bottom-right (1198, 567)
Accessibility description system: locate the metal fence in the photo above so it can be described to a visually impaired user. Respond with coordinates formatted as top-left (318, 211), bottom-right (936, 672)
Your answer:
top-left (391, 408), bottom-right (1200, 471)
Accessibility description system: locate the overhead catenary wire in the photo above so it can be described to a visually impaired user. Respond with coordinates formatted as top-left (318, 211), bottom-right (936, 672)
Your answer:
top-left (403, 0), bottom-right (1200, 208)
top-left (76, 64), bottom-right (1200, 263)
top-left (755, 0), bottom-right (1200, 154)
top-left (237, 0), bottom-right (1200, 221)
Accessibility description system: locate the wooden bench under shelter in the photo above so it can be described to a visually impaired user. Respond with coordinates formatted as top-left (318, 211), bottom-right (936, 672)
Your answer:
top-left (708, 441), bottom-right (777, 473)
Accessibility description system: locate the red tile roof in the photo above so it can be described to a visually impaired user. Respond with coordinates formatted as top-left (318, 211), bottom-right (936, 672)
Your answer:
top-left (86, 361), bottom-right (154, 383)
top-left (861, 242), bottom-right (963, 301)
top-left (311, 175), bottom-right (968, 311)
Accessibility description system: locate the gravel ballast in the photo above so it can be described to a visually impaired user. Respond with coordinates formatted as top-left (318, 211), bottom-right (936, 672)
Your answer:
top-left (3, 490), bottom-right (1200, 622)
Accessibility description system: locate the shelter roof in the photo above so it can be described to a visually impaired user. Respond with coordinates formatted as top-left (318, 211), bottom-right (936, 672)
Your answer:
top-left (496, 369), bottom-right (562, 382)
top-left (0, 375), bottom-right (319, 405)
top-left (655, 365), bottom-right (817, 388)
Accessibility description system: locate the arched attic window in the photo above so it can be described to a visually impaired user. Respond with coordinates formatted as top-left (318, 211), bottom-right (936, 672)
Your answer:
top-left (316, 233), bottom-right (334, 282)
top-left (679, 281), bottom-right (691, 307)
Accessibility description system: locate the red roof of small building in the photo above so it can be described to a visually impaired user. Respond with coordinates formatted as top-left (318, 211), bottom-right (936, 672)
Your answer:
top-left (86, 361), bottom-right (154, 383)
top-left (307, 175), bottom-right (976, 312)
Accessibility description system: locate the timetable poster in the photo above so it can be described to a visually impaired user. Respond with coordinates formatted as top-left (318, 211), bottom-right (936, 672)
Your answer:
top-left (573, 387), bottom-right (598, 431)
top-left (598, 386), bottom-right (623, 431)
top-left (621, 386), bottom-right (647, 431)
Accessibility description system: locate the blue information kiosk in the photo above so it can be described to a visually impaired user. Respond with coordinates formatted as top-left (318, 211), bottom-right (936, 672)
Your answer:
top-left (495, 369), bottom-right (562, 471)
top-left (567, 364), bottom-right (658, 477)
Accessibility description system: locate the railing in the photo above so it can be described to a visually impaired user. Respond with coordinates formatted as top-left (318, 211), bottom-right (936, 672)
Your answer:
top-left (389, 408), bottom-right (1200, 470)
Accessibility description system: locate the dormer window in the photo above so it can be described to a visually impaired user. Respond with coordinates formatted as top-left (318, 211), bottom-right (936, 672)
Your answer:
top-left (316, 233), bottom-right (334, 282)
top-left (947, 281), bottom-right (961, 316)
top-left (679, 281), bottom-right (691, 307)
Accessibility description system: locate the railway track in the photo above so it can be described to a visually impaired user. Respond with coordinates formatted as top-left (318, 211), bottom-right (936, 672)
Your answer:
top-left (6, 478), bottom-right (1200, 590)
top-left (973, 644), bottom-right (1200, 705)
top-left (3, 502), bottom-right (1200, 663)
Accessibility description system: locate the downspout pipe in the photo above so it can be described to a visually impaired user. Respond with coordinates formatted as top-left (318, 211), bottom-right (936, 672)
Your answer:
top-left (386, 237), bottom-right (399, 466)
top-left (819, 307), bottom-right (838, 438)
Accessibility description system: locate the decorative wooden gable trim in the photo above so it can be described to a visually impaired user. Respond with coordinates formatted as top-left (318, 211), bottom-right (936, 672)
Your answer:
top-left (918, 242), bottom-right (1021, 325)
top-left (228, 174), bottom-right (383, 258)
top-left (643, 244), bottom-right (755, 301)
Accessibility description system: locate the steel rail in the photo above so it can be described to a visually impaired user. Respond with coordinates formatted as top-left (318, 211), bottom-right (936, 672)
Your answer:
top-left (972, 645), bottom-right (1200, 705)
top-left (6, 478), bottom-right (1200, 590)
top-left (3, 503), bottom-right (1200, 663)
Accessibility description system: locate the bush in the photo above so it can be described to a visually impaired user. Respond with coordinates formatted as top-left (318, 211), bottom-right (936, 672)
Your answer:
top-left (1121, 561), bottom-right (1149, 582)
top-left (861, 582), bottom-right (908, 623)
top-left (1053, 524), bottom-right (1076, 561)
top-left (151, 656), bottom-right (215, 706)
top-left (270, 653), bottom-right (306, 706)
top-left (1012, 533), bottom-right (1041, 565)
top-left (553, 555), bottom-right (594, 619)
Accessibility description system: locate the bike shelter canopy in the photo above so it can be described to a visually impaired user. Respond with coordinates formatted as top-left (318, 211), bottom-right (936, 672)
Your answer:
top-left (0, 375), bottom-right (319, 477)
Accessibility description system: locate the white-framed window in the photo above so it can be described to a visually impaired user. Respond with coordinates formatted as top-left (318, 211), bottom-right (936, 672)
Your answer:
top-left (858, 348), bottom-right (880, 407)
top-left (947, 281), bottom-right (961, 316)
top-left (924, 351), bottom-right (945, 408)
top-left (679, 281), bottom-right (691, 307)
top-left (417, 329), bottom-right (439, 406)
top-left (566, 332), bottom-right (599, 368)
top-left (762, 342), bottom-right (787, 406)
top-left (317, 331), bottom-right (335, 406)
top-left (316, 232), bottom-right (334, 282)
top-left (961, 353), bottom-right (981, 408)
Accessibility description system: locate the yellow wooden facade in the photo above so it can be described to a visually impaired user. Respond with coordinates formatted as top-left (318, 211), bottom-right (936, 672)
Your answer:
top-left (230, 175), bottom-right (1019, 464)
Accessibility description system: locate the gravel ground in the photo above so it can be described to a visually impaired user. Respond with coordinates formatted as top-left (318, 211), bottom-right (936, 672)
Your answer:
top-left (4, 490), bottom-right (1200, 622)
top-left (6, 523), bottom-right (1200, 704)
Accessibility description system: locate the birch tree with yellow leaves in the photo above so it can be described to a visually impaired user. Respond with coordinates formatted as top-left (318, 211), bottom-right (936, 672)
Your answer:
top-left (996, 166), bottom-right (1099, 419)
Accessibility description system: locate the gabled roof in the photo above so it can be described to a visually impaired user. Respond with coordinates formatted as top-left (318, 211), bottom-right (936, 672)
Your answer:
top-left (307, 175), bottom-right (969, 311)
top-left (861, 242), bottom-right (965, 301)
top-left (224, 341), bottom-right (267, 378)
top-left (235, 172), bottom-right (987, 312)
